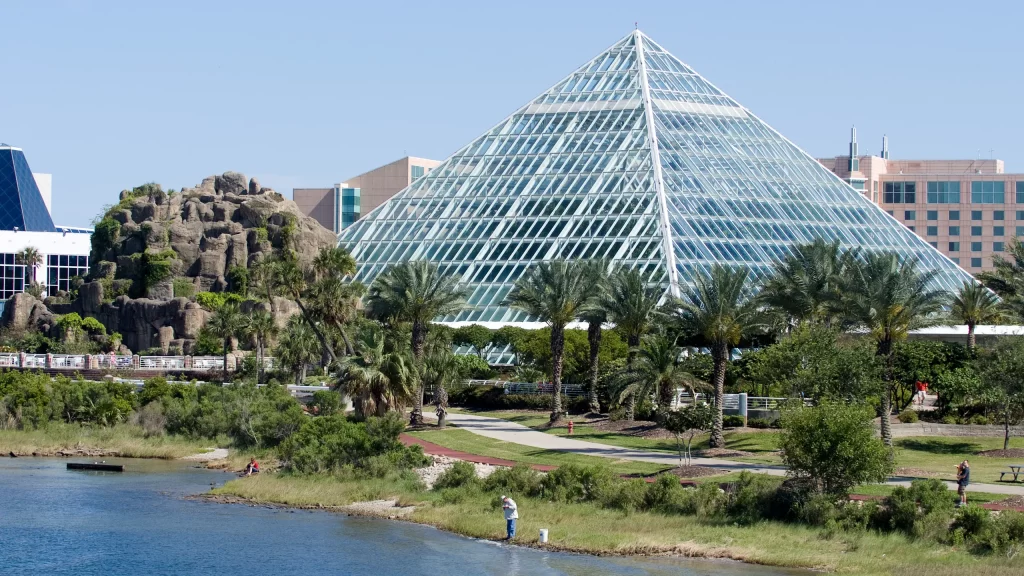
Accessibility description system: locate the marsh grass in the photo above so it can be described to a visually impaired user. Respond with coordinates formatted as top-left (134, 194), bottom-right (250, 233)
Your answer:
top-left (0, 422), bottom-right (217, 459)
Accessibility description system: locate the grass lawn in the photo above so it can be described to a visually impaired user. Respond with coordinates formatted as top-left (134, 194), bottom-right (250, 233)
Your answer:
top-left (406, 428), bottom-right (675, 477)
top-left (0, 423), bottom-right (220, 459)
top-left (216, 472), bottom-right (1022, 575)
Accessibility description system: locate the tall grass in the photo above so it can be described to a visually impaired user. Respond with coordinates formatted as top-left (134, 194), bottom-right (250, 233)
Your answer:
top-left (0, 422), bottom-right (217, 459)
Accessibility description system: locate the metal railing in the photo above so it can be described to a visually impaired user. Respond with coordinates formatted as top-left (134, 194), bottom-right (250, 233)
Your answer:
top-left (465, 379), bottom-right (588, 397)
top-left (0, 352), bottom-right (274, 372)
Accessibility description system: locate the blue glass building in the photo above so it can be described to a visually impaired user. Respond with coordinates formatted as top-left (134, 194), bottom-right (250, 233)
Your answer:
top-left (339, 31), bottom-right (973, 325)
top-left (0, 145), bottom-right (57, 232)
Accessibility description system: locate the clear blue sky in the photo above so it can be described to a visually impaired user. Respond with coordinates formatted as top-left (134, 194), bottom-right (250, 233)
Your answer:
top-left (1, 0), bottom-right (1021, 227)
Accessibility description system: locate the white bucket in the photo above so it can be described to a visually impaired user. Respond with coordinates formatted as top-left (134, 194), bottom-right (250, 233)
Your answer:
top-left (539, 528), bottom-right (549, 543)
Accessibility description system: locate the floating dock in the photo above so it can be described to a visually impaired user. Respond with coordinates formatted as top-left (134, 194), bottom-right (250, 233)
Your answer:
top-left (67, 462), bottom-right (124, 472)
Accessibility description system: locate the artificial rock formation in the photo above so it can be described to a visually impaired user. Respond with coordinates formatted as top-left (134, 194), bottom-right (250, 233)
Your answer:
top-left (3, 172), bottom-right (337, 353)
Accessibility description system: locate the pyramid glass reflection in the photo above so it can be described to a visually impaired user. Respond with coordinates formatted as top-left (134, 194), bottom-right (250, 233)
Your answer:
top-left (0, 146), bottom-right (56, 232)
top-left (339, 31), bottom-right (972, 325)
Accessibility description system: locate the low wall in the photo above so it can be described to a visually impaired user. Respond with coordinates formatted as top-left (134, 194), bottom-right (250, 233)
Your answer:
top-left (885, 422), bottom-right (1024, 438)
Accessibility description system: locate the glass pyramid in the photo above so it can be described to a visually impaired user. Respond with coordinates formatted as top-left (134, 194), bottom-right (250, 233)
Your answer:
top-left (0, 146), bottom-right (56, 232)
top-left (339, 31), bottom-right (972, 325)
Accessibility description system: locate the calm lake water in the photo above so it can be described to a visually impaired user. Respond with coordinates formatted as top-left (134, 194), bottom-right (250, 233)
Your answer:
top-left (0, 458), bottom-right (805, 576)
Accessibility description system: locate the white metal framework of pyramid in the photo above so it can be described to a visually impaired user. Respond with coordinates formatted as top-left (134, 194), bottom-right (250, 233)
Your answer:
top-left (339, 30), bottom-right (972, 326)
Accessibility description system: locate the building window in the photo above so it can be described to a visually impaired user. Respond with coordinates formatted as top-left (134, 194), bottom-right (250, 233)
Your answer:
top-left (926, 210), bottom-right (938, 220)
top-left (994, 242), bottom-right (1005, 252)
top-left (904, 210), bottom-right (916, 220)
top-left (46, 254), bottom-right (89, 297)
top-left (884, 182), bottom-right (916, 203)
top-left (972, 210), bottom-right (983, 221)
top-left (995, 210), bottom-right (1005, 220)
top-left (971, 226), bottom-right (983, 236)
top-left (971, 242), bottom-right (983, 252)
top-left (949, 242), bottom-right (961, 251)
top-left (995, 226), bottom-right (1005, 236)
top-left (873, 181), bottom-right (879, 192)
top-left (411, 165), bottom-right (426, 179)
top-left (971, 181), bottom-right (1005, 203)
top-left (850, 180), bottom-right (865, 190)
top-left (907, 225), bottom-right (916, 232)
top-left (971, 257), bottom-right (983, 268)
top-left (927, 181), bottom-right (960, 203)
top-left (949, 226), bottom-right (960, 236)
top-left (952, 257), bottom-right (961, 264)
top-left (929, 241), bottom-right (938, 248)
top-left (1017, 182), bottom-right (1024, 203)
top-left (0, 253), bottom-right (27, 300)
top-left (1018, 226), bottom-right (1024, 237)
top-left (949, 210), bottom-right (960, 220)
top-left (887, 210), bottom-right (894, 216)
top-left (926, 226), bottom-right (938, 236)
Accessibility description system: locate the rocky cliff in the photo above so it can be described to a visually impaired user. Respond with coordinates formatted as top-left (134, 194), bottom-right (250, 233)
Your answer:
top-left (2, 172), bottom-right (336, 353)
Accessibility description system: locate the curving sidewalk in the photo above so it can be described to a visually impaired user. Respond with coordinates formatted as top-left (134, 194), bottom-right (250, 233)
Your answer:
top-left (436, 412), bottom-right (1024, 498)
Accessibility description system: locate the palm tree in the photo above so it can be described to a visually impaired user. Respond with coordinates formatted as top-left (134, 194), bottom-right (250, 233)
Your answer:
top-left (838, 252), bottom-right (948, 445)
top-left (365, 261), bottom-right (468, 425)
top-left (668, 265), bottom-right (764, 448)
top-left (207, 302), bottom-right (244, 380)
top-left (949, 281), bottom-right (1002, 351)
top-left (249, 257), bottom-right (279, 316)
top-left (308, 275), bottom-right (364, 356)
top-left (578, 260), bottom-right (610, 414)
top-left (610, 335), bottom-right (706, 418)
top-left (274, 254), bottom-right (338, 365)
top-left (600, 267), bottom-right (664, 420)
top-left (506, 259), bottom-right (590, 422)
top-left (338, 330), bottom-right (416, 418)
top-left (420, 347), bottom-right (465, 428)
top-left (277, 316), bottom-right (321, 385)
top-left (242, 309), bottom-right (278, 383)
top-left (979, 237), bottom-right (1024, 320)
top-left (759, 239), bottom-right (857, 327)
top-left (16, 247), bottom-right (42, 288)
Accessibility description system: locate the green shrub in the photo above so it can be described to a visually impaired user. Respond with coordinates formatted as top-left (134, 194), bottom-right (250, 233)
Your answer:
top-left (898, 409), bottom-right (919, 424)
top-left (195, 291), bottom-right (244, 311)
top-left (539, 464), bottom-right (614, 503)
top-left (723, 415), bottom-right (745, 427)
top-left (969, 414), bottom-right (991, 425)
top-left (644, 474), bottom-right (690, 514)
top-left (727, 472), bottom-right (780, 525)
top-left (483, 463), bottom-right (542, 497)
top-left (452, 354), bottom-right (497, 379)
top-left (746, 417), bottom-right (779, 429)
top-left (173, 278), bottom-right (196, 299)
top-left (602, 478), bottom-right (648, 512)
top-left (952, 504), bottom-right (991, 542)
top-left (882, 479), bottom-right (955, 536)
top-left (986, 510), bottom-right (1024, 555)
top-left (280, 412), bottom-right (428, 474)
top-left (941, 415), bottom-right (958, 425)
top-left (692, 482), bottom-right (727, 519)
top-left (799, 493), bottom-right (838, 526)
top-left (139, 377), bottom-right (171, 405)
top-left (310, 390), bottom-right (343, 416)
top-left (433, 461), bottom-right (480, 490)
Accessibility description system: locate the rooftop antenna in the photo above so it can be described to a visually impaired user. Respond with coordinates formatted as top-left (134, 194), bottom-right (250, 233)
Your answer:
top-left (881, 134), bottom-right (889, 160)
top-left (848, 126), bottom-right (859, 172)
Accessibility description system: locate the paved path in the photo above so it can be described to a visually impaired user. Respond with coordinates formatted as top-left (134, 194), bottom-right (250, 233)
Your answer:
top-left (401, 433), bottom-right (556, 471)
top-left (434, 412), bottom-right (1024, 497)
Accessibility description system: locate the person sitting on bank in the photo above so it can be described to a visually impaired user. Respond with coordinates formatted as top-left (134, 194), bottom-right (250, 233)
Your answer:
top-left (245, 458), bottom-right (260, 476)
top-left (501, 495), bottom-right (518, 541)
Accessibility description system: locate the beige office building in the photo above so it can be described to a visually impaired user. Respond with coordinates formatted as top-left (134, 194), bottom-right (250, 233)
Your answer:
top-left (293, 156), bottom-right (440, 234)
top-left (819, 129), bottom-right (1022, 274)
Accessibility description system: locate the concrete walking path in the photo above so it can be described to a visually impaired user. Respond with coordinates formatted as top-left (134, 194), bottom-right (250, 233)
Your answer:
top-left (434, 412), bottom-right (1024, 498)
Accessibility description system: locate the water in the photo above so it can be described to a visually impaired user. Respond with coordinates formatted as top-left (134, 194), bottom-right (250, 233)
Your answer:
top-left (0, 458), bottom-right (804, 576)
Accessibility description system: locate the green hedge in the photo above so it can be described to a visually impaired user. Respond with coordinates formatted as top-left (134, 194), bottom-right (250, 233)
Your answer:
top-left (448, 385), bottom-right (591, 413)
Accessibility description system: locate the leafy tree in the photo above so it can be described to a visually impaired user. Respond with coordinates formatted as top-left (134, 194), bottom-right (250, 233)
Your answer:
top-left (599, 267), bottom-right (663, 419)
top-left (206, 303), bottom-right (244, 379)
top-left (664, 403), bottom-right (714, 466)
top-left (933, 366), bottom-right (988, 414)
top-left (227, 266), bottom-right (249, 297)
top-left (492, 325), bottom-right (530, 366)
top-left (249, 257), bottom-right (280, 315)
top-left (668, 264), bottom-right (764, 448)
top-left (515, 327), bottom-right (627, 386)
top-left (890, 340), bottom-right (971, 410)
top-left (979, 338), bottom-right (1024, 450)
top-left (578, 260), bottom-right (610, 414)
top-left (506, 260), bottom-right (590, 422)
top-left (837, 252), bottom-right (948, 446)
top-left (365, 261), bottom-right (468, 425)
top-left (452, 324), bottom-right (494, 359)
top-left (779, 401), bottom-right (894, 498)
top-left (338, 330), bottom-right (416, 418)
top-left (242, 309), bottom-right (278, 384)
top-left (276, 316), bottom-right (322, 385)
top-left (610, 335), bottom-right (705, 418)
top-left (759, 239), bottom-right (858, 327)
top-left (948, 281), bottom-right (1003, 351)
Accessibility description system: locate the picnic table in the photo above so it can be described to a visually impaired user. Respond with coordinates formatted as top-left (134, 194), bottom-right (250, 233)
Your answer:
top-left (999, 465), bottom-right (1024, 482)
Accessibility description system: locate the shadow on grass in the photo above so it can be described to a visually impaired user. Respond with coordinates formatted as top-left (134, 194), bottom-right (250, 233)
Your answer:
top-left (898, 439), bottom-right (980, 455)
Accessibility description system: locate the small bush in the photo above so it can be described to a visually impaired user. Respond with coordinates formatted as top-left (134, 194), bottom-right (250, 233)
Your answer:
top-left (644, 474), bottom-right (691, 514)
top-left (539, 464), bottom-right (614, 503)
top-left (602, 478), bottom-right (648, 512)
top-left (173, 278), bottom-right (196, 299)
top-left (132, 402), bottom-right (167, 437)
top-left (882, 479), bottom-right (955, 536)
top-left (941, 415), bottom-right (958, 425)
top-left (310, 390), bottom-right (343, 416)
top-left (897, 409), bottom-right (919, 424)
top-left (969, 414), bottom-right (990, 425)
top-left (483, 464), bottom-right (542, 496)
top-left (952, 504), bottom-right (991, 542)
top-left (723, 415), bottom-right (745, 428)
top-left (692, 482), bottom-right (727, 519)
top-left (986, 510), bottom-right (1024, 555)
top-left (433, 461), bottom-right (480, 490)
top-left (800, 493), bottom-right (838, 527)
top-left (727, 472), bottom-right (779, 525)
top-left (746, 417), bottom-right (779, 429)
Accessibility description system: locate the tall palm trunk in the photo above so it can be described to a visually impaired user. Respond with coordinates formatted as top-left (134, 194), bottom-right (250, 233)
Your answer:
top-left (410, 320), bottom-right (427, 426)
top-left (1005, 397), bottom-right (1012, 451)
top-left (586, 320), bottom-right (601, 414)
top-left (436, 386), bottom-right (449, 429)
top-left (625, 334), bottom-right (640, 421)
top-left (222, 338), bottom-right (230, 381)
top-left (967, 321), bottom-right (977, 352)
top-left (550, 323), bottom-right (565, 422)
top-left (294, 298), bottom-right (337, 366)
top-left (878, 338), bottom-right (894, 447)
top-left (709, 340), bottom-right (728, 448)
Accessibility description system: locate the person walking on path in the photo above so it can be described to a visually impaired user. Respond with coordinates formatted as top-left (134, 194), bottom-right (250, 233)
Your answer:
top-left (501, 495), bottom-right (518, 540)
top-left (956, 460), bottom-right (971, 507)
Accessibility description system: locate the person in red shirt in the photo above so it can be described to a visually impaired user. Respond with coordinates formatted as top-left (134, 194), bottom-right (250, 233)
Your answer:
top-left (245, 458), bottom-right (260, 476)
top-left (915, 381), bottom-right (927, 406)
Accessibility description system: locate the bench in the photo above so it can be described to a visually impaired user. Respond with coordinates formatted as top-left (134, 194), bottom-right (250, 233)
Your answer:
top-left (999, 464), bottom-right (1024, 482)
